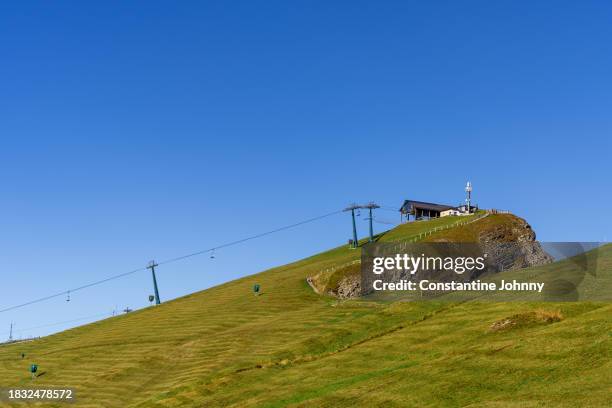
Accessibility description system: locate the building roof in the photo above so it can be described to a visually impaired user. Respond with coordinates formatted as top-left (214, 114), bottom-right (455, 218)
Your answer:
top-left (399, 200), bottom-right (455, 214)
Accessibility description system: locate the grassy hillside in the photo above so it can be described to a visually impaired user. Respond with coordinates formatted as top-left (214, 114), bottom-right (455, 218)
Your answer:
top-left (0, 215), bottom-right (610, 407)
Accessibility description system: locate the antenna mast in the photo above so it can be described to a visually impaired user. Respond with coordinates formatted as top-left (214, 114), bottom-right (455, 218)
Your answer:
top-left (465, 181), bottom-right (473, 213)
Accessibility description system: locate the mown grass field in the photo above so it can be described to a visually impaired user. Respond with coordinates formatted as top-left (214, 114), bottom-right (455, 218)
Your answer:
top-left (0, 215), bottom-right (610, 407)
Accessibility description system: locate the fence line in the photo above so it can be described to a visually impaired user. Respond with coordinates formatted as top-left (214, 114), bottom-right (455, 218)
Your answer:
top-left (486, 209), bottom-right (510, 214)
top-left (388, 212), bottom-right (490, 249)
top-left (315, 259), bottom-right (361, 276)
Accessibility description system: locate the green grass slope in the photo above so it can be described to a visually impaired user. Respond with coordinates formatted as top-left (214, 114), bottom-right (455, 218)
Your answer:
top-left (0, 215), bottom-right (610, 407)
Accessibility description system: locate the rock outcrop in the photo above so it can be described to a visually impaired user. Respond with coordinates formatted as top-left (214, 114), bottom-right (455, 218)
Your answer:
top-left (308, 213), bottom-right (553, 299)
top-left (477, 215), bottom-right (553, 272)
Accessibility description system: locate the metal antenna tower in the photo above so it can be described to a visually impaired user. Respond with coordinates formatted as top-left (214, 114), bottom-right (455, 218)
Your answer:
top-left (465, 181), bottom-right (473, 213)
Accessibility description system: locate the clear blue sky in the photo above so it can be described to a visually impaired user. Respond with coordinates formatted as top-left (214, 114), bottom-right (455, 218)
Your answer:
top-left (1, 1), bottom-right (610, 338)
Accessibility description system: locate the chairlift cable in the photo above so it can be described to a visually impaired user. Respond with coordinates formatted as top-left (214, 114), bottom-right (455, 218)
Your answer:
top-left (0, 209), bottom-right (343, 314)
top-left (0, 311), bottom-right (112, 336)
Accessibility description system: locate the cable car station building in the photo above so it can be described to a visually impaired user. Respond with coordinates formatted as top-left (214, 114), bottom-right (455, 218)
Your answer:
top-left (400, 200), bottom-right (454, 221)
top-left (399, 200), bottom-right (477, 221)
top-left (399, 182), bottom-right (478, 222)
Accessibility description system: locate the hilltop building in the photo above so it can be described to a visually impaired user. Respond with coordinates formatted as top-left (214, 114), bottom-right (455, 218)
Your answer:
top-left (400, 200), bottom-right (477, 221)
top-left (440, 208), bottom-right (462, 217)
top-left (400, 200), bottom-right (454, 221)
top-left (400, 201), bottom-right (477, 221)
top-left (400, 182), bottom-right (478, 222)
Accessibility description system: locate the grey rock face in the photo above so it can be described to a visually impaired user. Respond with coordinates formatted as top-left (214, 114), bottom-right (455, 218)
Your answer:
top-left (333, 274), bottom-right (361, 299)
top-left (478, 218), bottom-right (553, 273)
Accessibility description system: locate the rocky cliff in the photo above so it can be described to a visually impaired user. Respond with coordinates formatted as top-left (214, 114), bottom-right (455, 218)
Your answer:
top-left (309, 213), bottom-right (553, 299)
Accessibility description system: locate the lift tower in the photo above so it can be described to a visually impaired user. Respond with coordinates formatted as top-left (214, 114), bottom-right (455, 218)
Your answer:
top-left (363, 202), bottom-right (380, 242)
top-left (147, 260), bottom-right (161, 305)
top-left (344, 204), bottom-right (361, 248)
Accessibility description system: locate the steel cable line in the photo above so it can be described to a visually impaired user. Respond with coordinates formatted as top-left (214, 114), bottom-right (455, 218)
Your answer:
top-left (0, 312), bottom-right (112, 337)
top-left (157, 209), bottom-right (343, 266)
top-left (0, 209), bottom-right (343, 314)
top-left (379, 207), bottom-right (400, 212)
top-left (373, 218), bottom-right (398, 226)
top-left (0, 267), bottom-right (146, 314)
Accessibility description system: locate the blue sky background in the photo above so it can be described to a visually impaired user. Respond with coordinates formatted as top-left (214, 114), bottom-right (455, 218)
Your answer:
top-left (1, 1), bottom-right (611, 338)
